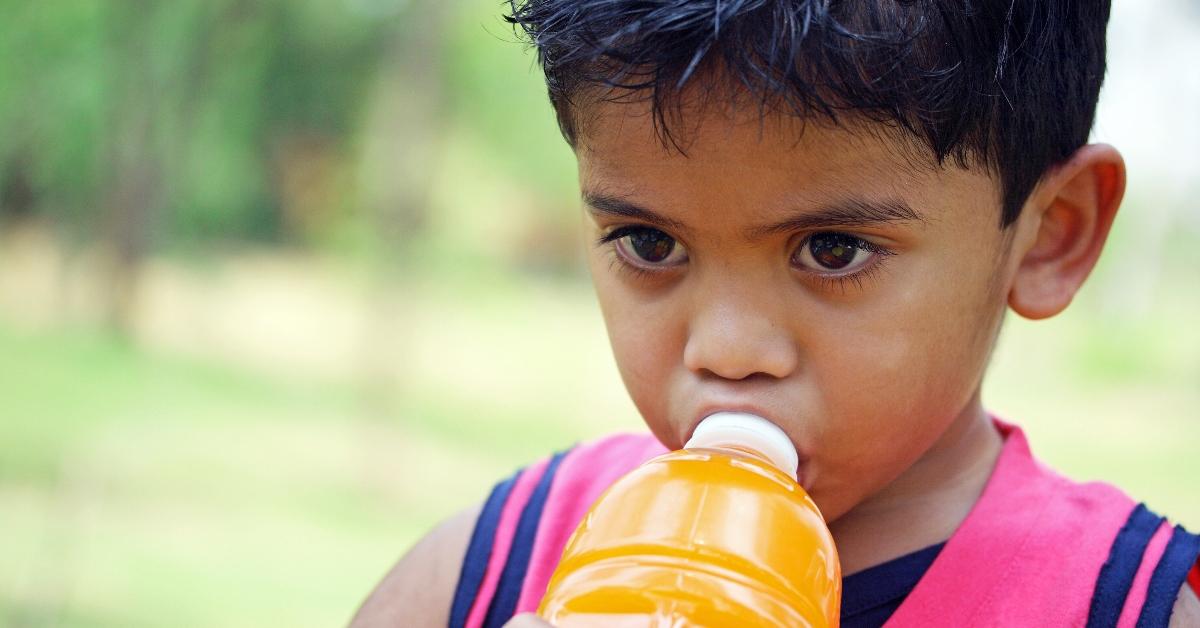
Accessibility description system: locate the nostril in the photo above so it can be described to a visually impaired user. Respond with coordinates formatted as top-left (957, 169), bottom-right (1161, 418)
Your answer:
top-left (686, 335), bottom-right (799, 381)
top-left (698, 367), bottom-right (780, 384)
top-left (682, 307), bottom-right (800, 380)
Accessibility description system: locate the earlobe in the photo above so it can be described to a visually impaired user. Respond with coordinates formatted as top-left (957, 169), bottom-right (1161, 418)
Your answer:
top-left (1008, 144), bottom-right (1126, 320)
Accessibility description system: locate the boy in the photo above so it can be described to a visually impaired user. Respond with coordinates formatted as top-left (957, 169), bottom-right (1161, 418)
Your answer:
top-left (352, 1), bottom-right (1200, 626)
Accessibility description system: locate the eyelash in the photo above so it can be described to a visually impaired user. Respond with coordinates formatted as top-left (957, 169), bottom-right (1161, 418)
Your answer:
top-left (595, 225), bottom-right (895, 292)
top-left (806, 238), bottom-right (894, 294)
top-left (596, 226), bottom-right (672, 283)
top-left (809, 260), bottom-right (886, 295)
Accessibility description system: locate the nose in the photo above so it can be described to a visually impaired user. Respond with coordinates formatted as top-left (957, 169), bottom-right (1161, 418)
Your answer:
top-left (682, 284), bottom-right (800, 381)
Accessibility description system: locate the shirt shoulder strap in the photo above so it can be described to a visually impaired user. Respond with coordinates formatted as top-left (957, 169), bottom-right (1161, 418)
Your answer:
top-left (448, 433), bottom-right (666, 628)
top-left (888, 420), bottom-right (1139, 626)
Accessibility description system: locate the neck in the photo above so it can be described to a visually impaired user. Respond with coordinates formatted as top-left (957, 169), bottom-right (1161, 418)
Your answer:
top-left (828, 392), bottom-right (1003, 575)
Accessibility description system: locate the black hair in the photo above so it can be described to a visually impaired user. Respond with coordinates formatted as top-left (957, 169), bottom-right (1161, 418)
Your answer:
top-left (505, 0), bottom-right (1112, 227)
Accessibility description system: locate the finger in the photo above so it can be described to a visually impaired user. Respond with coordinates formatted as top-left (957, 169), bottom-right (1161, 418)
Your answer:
top-left (502, 613), bottom-right (556, 627)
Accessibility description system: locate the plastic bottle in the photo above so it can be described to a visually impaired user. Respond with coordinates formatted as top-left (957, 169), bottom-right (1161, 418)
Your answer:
top-left (538, 412), bottom-right (841, 627)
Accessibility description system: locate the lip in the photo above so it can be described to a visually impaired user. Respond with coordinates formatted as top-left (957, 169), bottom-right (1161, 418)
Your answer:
top-left (687, 402), bottom-right (812, 489)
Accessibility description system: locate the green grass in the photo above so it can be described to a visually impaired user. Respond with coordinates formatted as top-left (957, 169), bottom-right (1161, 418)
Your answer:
top-left (0, 317), bottom-right (585, 627)
top-left (0, 266), bottom-right (1197, 627)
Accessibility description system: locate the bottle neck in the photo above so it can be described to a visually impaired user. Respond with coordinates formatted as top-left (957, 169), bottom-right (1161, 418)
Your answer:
top-left (685, 412), bottom-right (799, 480)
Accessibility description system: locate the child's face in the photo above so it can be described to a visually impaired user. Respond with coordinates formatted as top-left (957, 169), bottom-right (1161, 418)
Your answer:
top-left (577, 100), bottom-right (1020, 521)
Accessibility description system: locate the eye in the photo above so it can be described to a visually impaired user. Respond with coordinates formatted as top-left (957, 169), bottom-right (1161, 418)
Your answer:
top-left (609, 226), bottom-right (688, 268)
top-left (792, 232), bottom-right (880, 273)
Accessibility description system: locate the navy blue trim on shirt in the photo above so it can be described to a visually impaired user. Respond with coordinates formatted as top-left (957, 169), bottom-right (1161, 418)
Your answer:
top-left (448, 470), bottom-right (520, 628)
top-left (1088, 503), bottom-right (1166, 628)
top-left (841, 542), bottom-right (945, 628)
top-left (1136, 524), bottom-right (1200, 628)
top-left (483, 449), bottom-right (570, 628)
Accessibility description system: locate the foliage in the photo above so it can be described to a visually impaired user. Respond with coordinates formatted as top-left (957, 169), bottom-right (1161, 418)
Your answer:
top-left (0, 0), bottom-right (399, 245)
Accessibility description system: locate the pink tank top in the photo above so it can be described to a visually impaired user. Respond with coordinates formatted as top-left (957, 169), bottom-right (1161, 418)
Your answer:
top-left (448, 418), bottom-right (1199, 627)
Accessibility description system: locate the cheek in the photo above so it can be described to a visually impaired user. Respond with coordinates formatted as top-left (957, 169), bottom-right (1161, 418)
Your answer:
top-left (813, 248), bottom-right (1004, 451)
top-left (588, 263), bottom-right (680, 419)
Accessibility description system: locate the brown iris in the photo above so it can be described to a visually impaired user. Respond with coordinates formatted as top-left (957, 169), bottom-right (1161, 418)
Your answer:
top-left (808, 233), bottom-right (860, 270)
top-left (628, 229), bottom-right (676, 263)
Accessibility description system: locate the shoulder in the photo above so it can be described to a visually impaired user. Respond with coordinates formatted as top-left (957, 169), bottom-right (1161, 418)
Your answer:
top-left (450, 433), bottom-right (666, 625)
top-left (1026, 446), bottom-right (1200, 627)
top-left (1171, 584), bottom-right (1200, 627)
top-left (350, 432), bottom-right (665, 628)
top-left (349, 504), bottom-right (481, 627)
top-left (939, 420), bottom-right (1199, 626)
top-left (1025, 452), bottom-right (1200, 627)
top-left (1083, 498), bottom-right (1200, 628)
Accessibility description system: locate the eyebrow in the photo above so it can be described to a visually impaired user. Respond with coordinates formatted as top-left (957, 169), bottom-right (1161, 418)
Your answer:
top-left (583, 192), bottom-right (926, 241)
top-left (583, 192), bottom-right (693, 234)
top-left (744, 197), bottom-right (927, 239)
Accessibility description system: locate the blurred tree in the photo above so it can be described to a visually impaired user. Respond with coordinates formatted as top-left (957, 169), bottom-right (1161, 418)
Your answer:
top-left (0, 1), bottom-right (109, 234)
top-left (0, 0), bottom-right (393, 243)
top-left (353, 0), bottom-right (452, 412)
top-left (102, 0), bottom-right (165, 333)
top-left (0, 0), bottom-right (398, 331)
top-left (0, 148), bottom-right (35, 221)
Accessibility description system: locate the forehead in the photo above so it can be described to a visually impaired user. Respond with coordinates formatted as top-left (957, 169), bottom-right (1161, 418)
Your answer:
top-left (574, 98), bottom-right (1000, 232)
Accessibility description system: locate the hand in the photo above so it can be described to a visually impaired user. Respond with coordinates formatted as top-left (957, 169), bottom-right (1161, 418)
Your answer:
top-left (503, 613), bottom-right (556, 627)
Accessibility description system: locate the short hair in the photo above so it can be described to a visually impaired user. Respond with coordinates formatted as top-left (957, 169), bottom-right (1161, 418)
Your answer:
top-left (505, 0), bottom-right (1112, 227)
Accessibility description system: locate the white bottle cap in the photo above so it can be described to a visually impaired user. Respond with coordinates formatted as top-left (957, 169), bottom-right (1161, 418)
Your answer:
top-left (684, 412), bottom-right (799, 480)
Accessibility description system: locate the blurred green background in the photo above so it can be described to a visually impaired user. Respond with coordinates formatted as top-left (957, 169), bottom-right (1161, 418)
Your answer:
top-left (0, 0), bottom-right (1197, 626)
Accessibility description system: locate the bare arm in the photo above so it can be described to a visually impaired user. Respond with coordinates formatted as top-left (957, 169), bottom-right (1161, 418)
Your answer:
top-left (349, 504), bottom-right (481, 627)
top-left (1170, 584), bottom-right (1200, 627)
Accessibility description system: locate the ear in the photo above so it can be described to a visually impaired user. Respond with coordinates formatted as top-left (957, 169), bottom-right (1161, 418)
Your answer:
top-left (1008, 144), bottom-right (1126, 320)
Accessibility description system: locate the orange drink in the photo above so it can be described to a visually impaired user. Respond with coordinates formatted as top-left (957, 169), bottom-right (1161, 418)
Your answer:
top-left (538, 412), bottom-right (841, 627)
